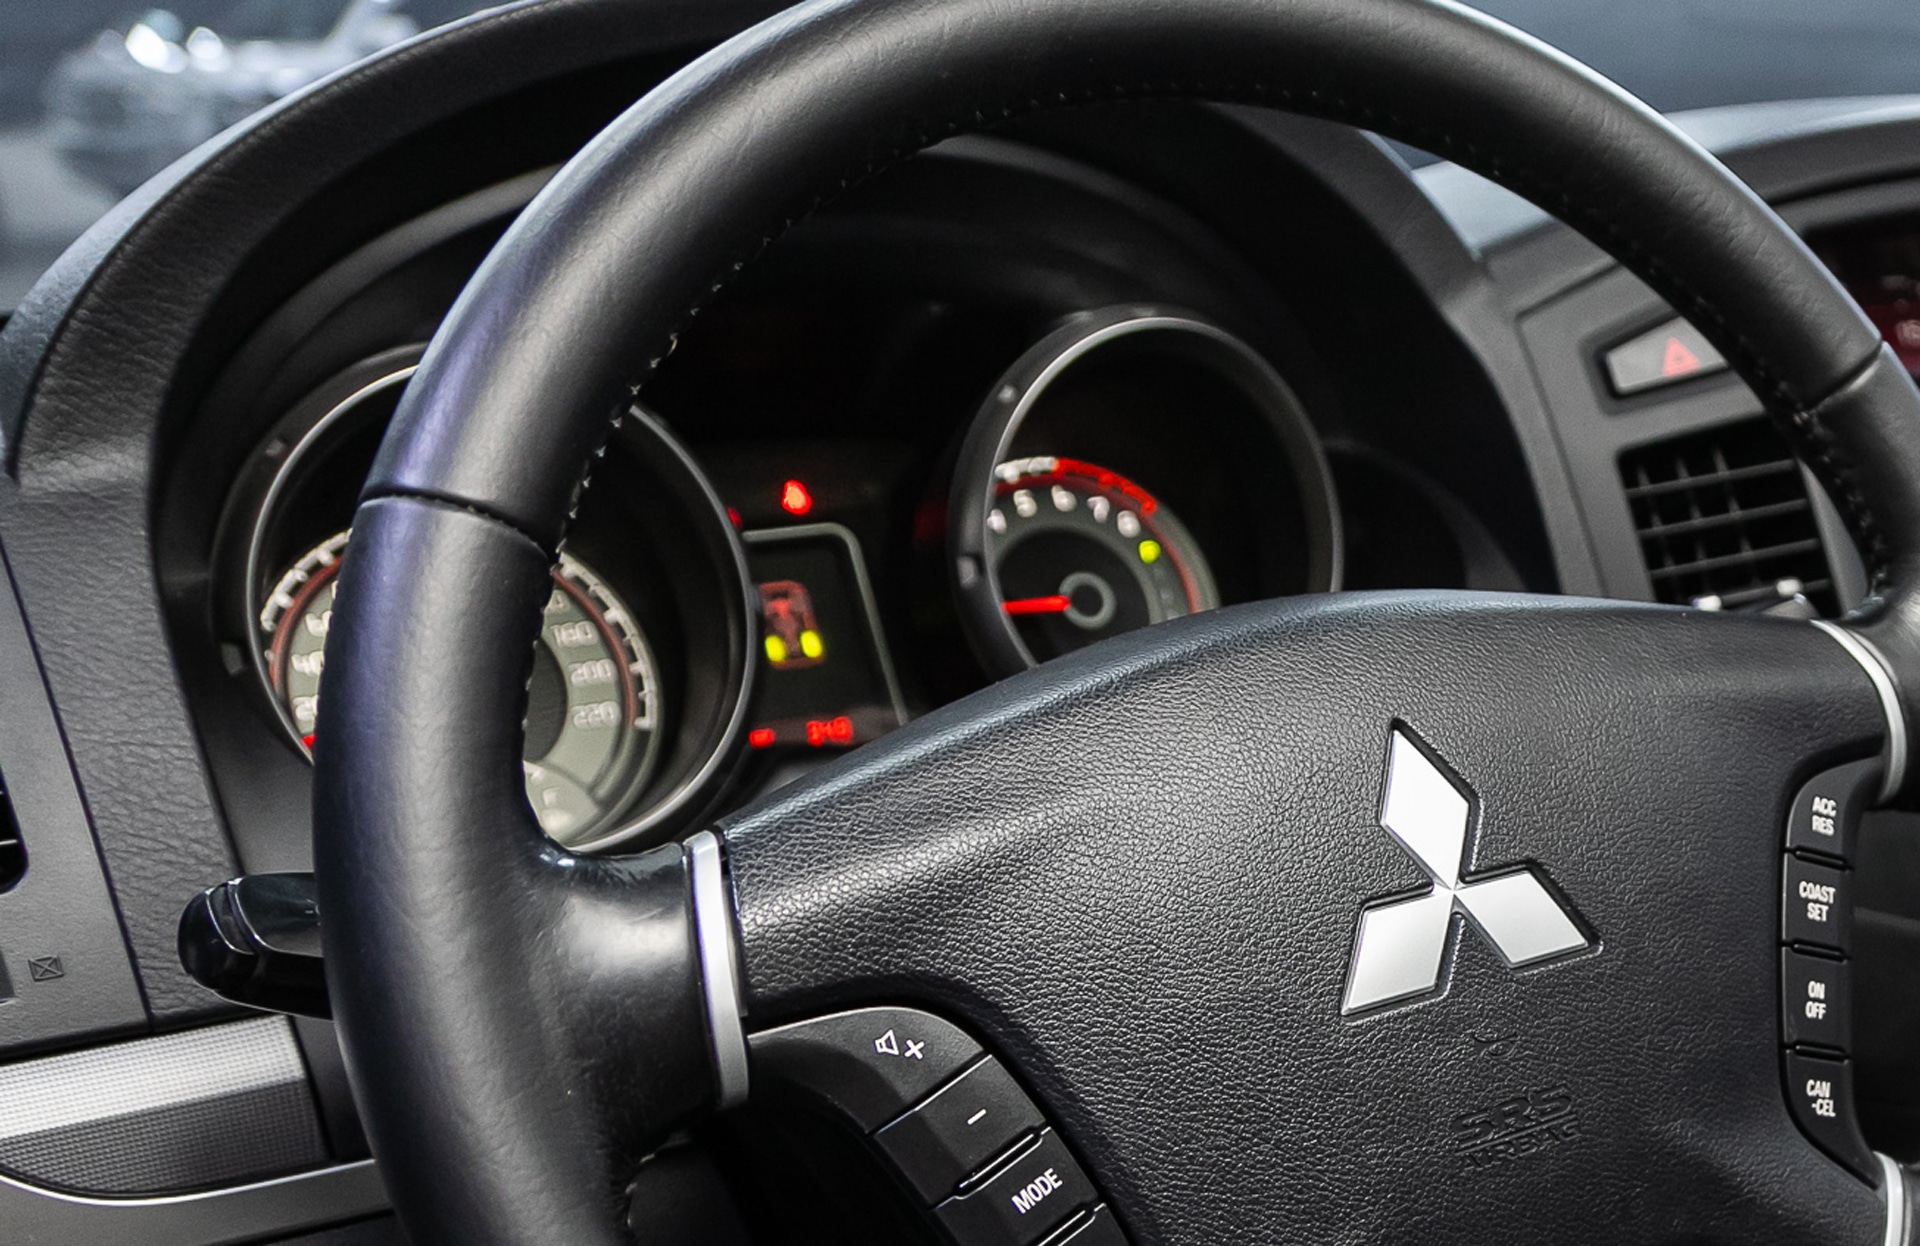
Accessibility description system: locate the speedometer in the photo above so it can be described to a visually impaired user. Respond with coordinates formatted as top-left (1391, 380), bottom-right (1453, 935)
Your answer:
top-left (262, 532), bottom-right (665, 847)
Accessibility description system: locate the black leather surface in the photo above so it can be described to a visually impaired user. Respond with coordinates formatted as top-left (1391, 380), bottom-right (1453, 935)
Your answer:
top-left (314, 497), bottom-right (713, 1245)
top-left (726, 594), bottom-right (1887, 1242)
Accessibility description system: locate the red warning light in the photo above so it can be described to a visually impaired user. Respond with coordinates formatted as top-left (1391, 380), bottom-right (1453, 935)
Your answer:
top-left (1660, 336), bottom-right (1701, 379)
top-left (727, 507), bottom-right (743, 529)
top-left (779, 479), bottom-right (813, 517)
top-left (747, 727), bottom-right (776, 749)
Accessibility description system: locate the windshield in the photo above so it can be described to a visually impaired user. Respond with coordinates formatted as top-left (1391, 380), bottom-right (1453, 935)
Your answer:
top-left (1469, 0), bottom-right (1920, 113)
top-left (1, 0), bottom-right (1918, 311)
top-left (215, 0), bottom-right (355, 42)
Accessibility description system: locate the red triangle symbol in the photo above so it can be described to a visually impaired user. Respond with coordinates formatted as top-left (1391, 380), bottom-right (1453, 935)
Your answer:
top-left (1661, 336), bottom-right (1701, 378)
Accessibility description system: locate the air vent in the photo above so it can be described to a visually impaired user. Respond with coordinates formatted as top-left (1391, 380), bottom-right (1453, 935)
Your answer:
top-left (0, 779), bottom-right (23, 893)
top-left (1619, 417), bottom-right (1837, 615)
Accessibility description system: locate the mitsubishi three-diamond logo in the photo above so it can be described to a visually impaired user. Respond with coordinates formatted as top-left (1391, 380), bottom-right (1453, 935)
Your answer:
top-left (1341, 727), bottom-right (1591, 1015)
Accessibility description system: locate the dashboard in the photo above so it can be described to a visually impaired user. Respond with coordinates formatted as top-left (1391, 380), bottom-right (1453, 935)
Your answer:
top-left (5, 4), bottom-right (1920, 1240)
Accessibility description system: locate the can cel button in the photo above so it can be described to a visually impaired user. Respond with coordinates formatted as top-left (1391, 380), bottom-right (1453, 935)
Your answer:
top-left (1783, 1050), bottom-right (1876, 1183)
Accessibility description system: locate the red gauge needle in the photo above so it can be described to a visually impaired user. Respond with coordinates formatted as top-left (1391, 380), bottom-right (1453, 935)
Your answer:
top-left (1003, 595), bottom-right (1072, 616)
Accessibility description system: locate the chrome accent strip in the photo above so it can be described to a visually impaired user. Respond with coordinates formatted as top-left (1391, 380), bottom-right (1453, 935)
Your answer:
top-left (1813, 621), bottom-right (1909, 802)
top-left (1, 1159), bottom-right (385, 1246)
top-left (687, 830), bottom-right (749, 1110)
top-left (1880, 1152), bottom-right (1908, 1246)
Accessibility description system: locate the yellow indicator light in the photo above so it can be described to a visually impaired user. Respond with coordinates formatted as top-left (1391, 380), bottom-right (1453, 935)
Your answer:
top-left (1138, 539), bottom-right (1162, 565)
top-left (764, 635), bottom-right (788, 664)
top-left (800, 629), bottom-right (825, 660)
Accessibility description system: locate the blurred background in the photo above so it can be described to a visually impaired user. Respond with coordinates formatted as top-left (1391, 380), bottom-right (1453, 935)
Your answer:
top-left (0, 0), bottom-right (493, 306)
top-left (1, 0), bottom-right (1919, 309)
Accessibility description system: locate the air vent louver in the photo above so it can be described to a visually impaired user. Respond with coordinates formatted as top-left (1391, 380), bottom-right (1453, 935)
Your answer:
top-left (0, 779), bottom-right (22, 893)
top-left (1620, 417), bottom-right (1837, 615)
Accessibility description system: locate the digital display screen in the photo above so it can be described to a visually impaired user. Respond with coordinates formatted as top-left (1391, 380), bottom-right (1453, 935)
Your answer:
top-left (743, 524), bottom-right (904, 751)
top-left (1812, 218), bottom-right (1920, 377)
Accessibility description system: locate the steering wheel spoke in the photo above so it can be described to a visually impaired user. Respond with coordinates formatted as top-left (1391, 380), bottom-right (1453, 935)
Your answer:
top-left (714, 594), bottom-right (1899, 1242)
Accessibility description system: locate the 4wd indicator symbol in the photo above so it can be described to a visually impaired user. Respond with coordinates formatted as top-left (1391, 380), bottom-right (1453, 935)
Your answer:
top-left (1341, 728), bottom-right (1591, 1015)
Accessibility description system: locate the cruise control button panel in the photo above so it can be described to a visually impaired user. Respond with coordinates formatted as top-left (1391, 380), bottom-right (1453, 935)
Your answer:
top-left (876, 1057), bottom-right (1045, 1202)
top-left (751, 1007), bottom-right (1129, 1244)
top-left (1777, 768), bottom-right (1876, 1185)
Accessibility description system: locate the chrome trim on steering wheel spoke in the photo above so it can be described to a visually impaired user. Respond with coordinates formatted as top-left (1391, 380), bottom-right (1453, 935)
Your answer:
top-left (1812, 621), bottom-right (1910, 803)
top-left (1878, 1153), bottom-right (1908, 1246)
top-left (687, 830), bottom-right (750, 1110)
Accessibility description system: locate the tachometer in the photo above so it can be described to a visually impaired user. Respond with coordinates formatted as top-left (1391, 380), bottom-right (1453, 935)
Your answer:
top-left (262, 532), bottom-right (664, 847)
top-left (989, 456), bottom-right (1220, 662)
top-left (950, 307), bottom-right (1341, 676)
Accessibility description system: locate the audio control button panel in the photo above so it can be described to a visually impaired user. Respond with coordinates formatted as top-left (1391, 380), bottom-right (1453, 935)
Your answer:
top-left (750, 1006), bottom-right (1131, 1245)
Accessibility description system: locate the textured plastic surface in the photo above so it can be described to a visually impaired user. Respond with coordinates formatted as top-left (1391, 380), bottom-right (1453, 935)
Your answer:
top-left (0, 1017), bottom-right (325, 1193)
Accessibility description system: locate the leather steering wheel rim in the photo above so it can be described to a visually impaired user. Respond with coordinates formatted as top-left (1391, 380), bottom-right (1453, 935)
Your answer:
top-left (314, 1), bottom-right (1920, 1243)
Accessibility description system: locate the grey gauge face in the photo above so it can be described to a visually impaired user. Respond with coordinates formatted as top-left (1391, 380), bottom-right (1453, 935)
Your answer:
top-left (261, 532), bottom-right (663, 848)
top-left (989, 456), bottom-right (1221, 663)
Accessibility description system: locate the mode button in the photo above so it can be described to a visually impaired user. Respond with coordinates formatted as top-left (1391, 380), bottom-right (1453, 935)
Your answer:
top-left (937, 1129), bottom-right (1096, 1246)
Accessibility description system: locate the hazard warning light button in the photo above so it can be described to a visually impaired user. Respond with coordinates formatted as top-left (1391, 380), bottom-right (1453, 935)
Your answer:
top-left (1602, 316), bottom-right (1729, 397)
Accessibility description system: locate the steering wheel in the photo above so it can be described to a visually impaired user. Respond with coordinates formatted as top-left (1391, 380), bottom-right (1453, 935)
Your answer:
top-left (312, 0), bottom-right (1920, 1242)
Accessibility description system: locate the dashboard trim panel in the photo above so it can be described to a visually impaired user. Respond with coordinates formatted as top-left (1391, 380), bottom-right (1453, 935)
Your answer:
top-left (2, 1159), bottom-right (386, 1246)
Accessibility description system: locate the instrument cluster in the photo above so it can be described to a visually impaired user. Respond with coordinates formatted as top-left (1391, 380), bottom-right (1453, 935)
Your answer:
top-left (176, 132), bottom-right (1537, 857)
top-left (213, 298), bottom-right (1366, 850)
